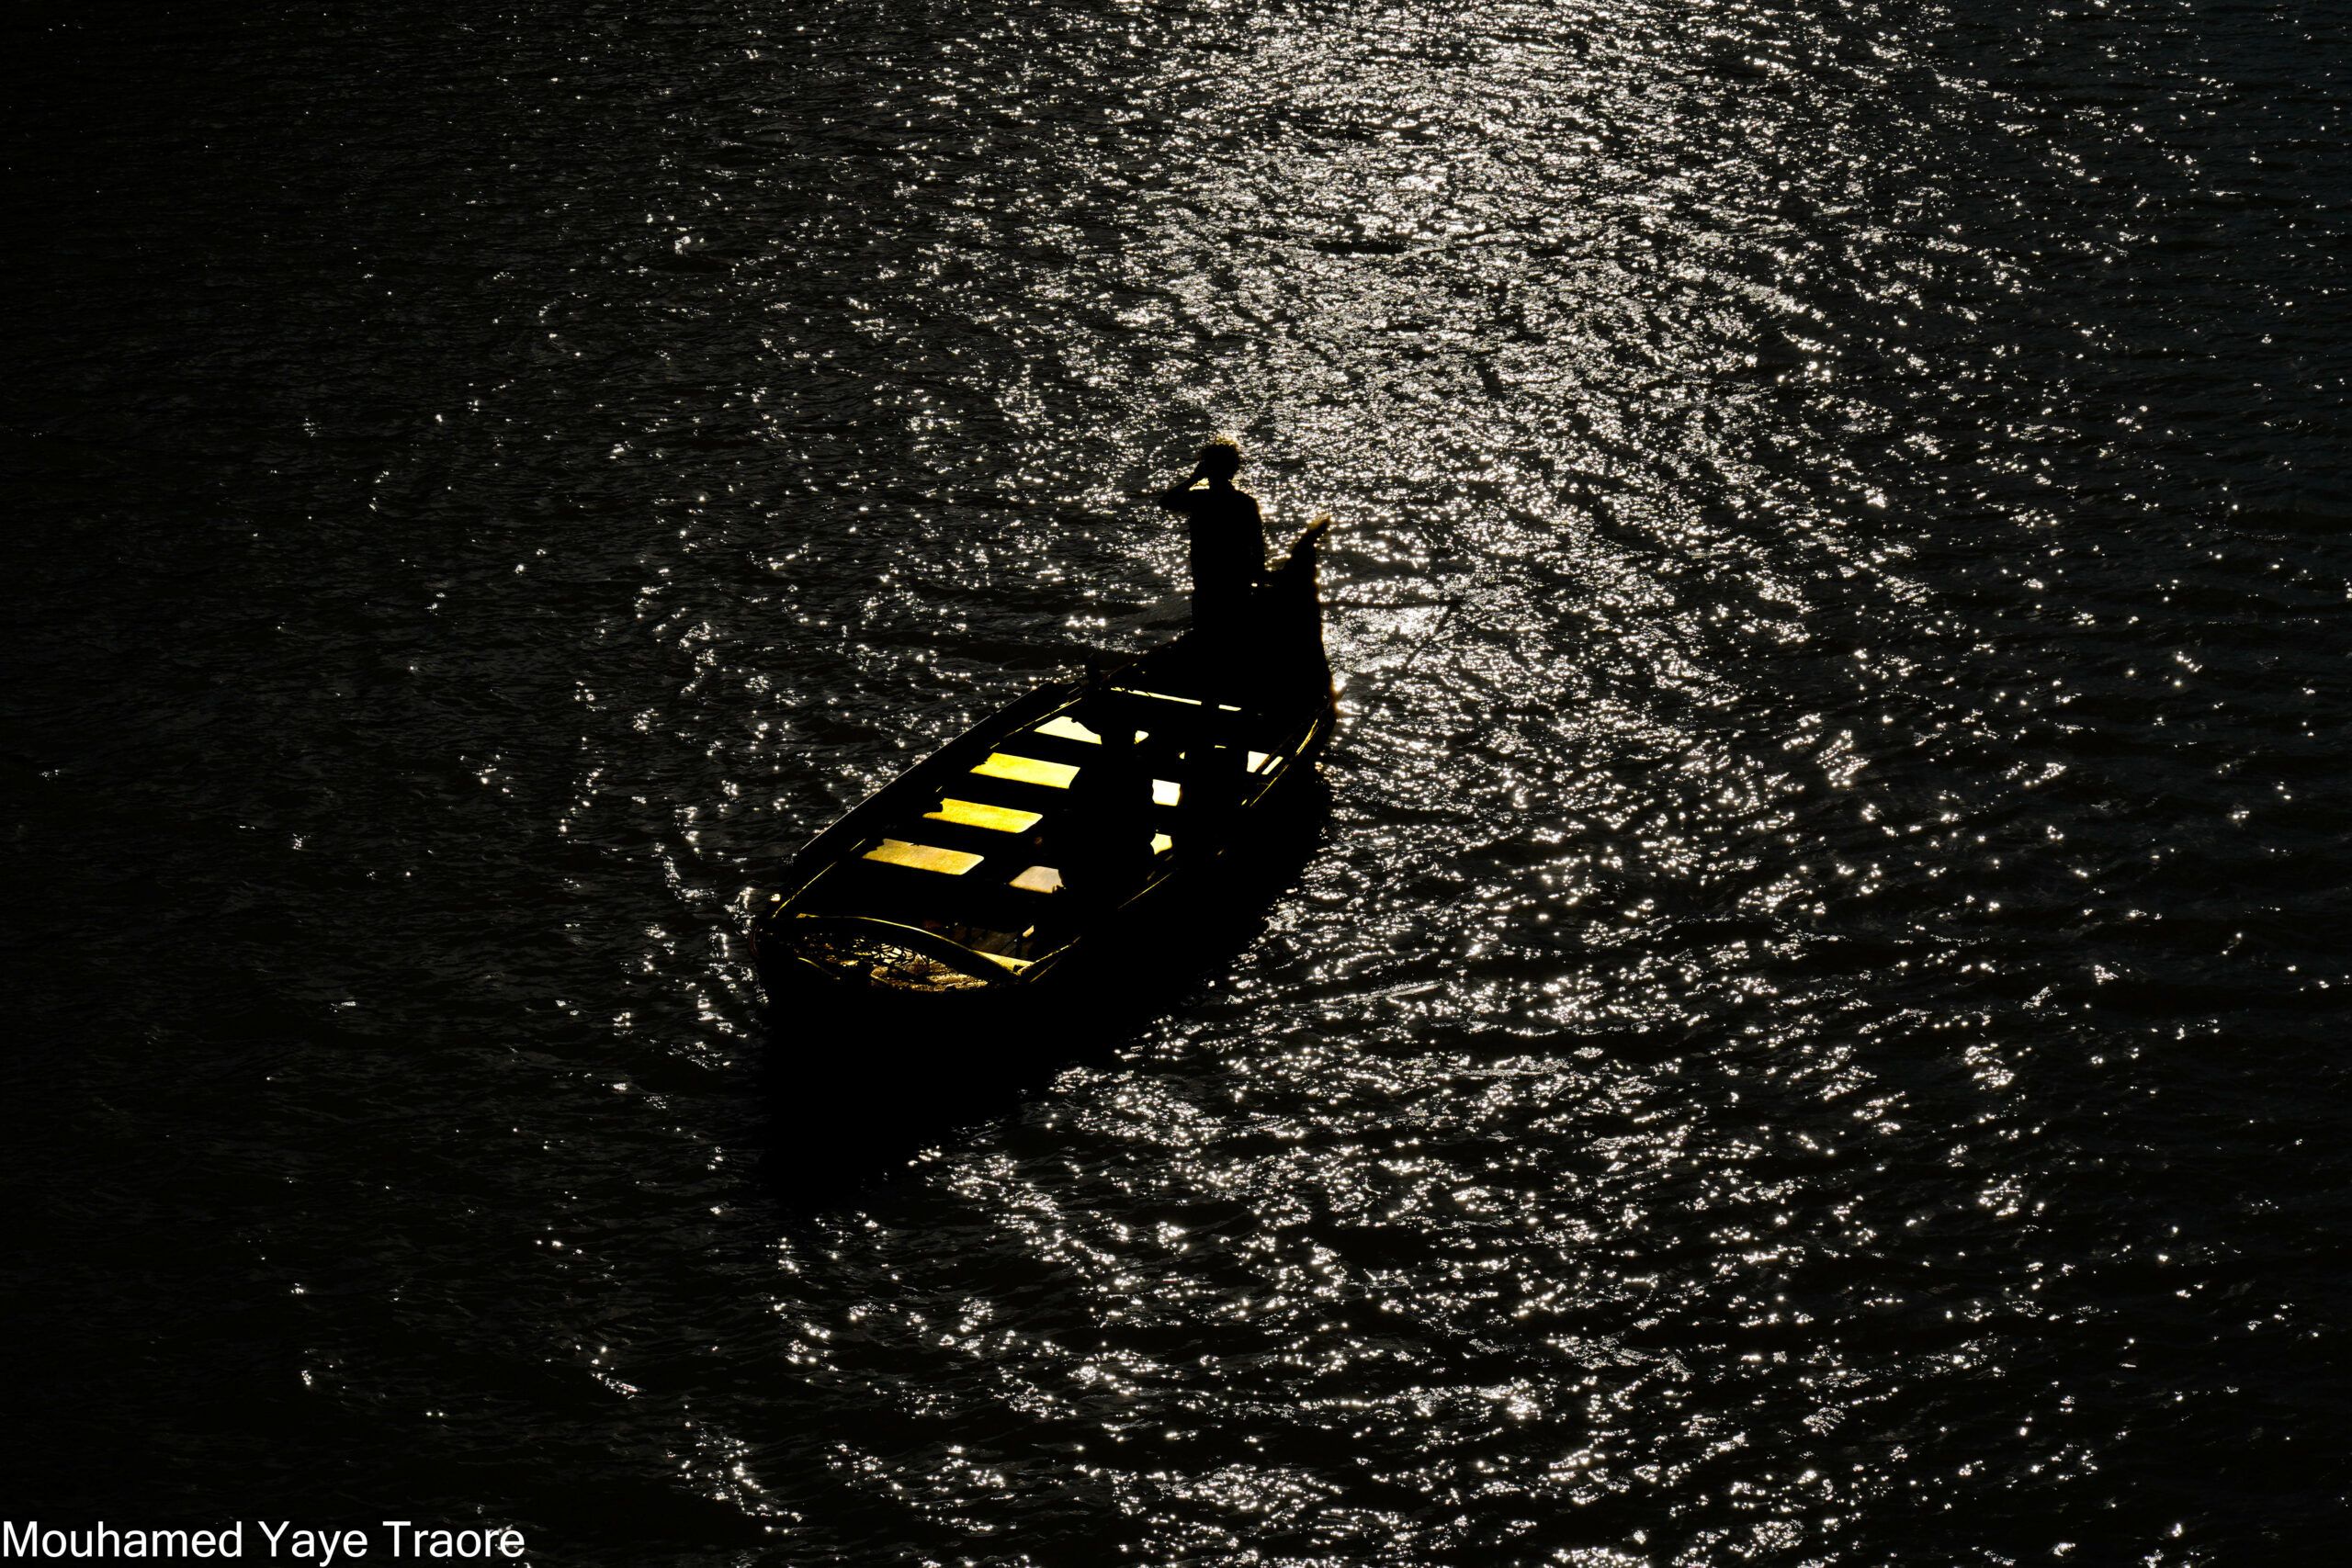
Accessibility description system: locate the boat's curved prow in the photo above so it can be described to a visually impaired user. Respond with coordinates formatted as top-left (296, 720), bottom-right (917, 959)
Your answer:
top-left (1270, 516), bottom-right (1337, 703)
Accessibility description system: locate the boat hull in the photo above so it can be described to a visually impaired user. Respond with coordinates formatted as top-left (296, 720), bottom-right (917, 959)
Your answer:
top-left (757, 649), bottom-right (1345, 1006)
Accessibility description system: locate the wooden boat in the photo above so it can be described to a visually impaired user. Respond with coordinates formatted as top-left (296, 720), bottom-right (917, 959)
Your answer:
top-left (750, 525), bottom-right (1335, 999)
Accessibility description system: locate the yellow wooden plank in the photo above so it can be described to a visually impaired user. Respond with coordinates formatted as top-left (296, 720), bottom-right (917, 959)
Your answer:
top-left (1152, 778), bottom-right (1181, 807)
top-left (1035, 715), bottom-right (1101, 744)
top-left (862, 838), bottom-right (982, 875)
top-left (973, 752), bottom-right (1079, 789)
top-left (1151, 832), bottom-right (1172, 855)
top-left (924, 797), bottom-right (1041, 834)
top-left (1035, 714), bottom-right (1149, 745)
top-left (1009, 864), bottom-right (1063, 895)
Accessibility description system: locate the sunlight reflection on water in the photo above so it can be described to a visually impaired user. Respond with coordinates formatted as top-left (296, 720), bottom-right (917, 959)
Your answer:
top-left (12, 0), bottom-right (2343, 1558)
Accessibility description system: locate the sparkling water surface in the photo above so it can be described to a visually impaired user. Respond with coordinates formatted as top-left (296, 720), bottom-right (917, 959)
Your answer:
top-left (6, 1), bottom-right (2347, 1562)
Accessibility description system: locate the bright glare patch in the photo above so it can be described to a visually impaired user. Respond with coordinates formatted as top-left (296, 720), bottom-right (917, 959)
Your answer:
top-left (1035, 715), bottom-right (1102, 743)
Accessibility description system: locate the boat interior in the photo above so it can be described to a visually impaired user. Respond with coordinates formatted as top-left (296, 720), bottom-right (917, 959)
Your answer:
top-left (780, 665), bottom-right (1325, 977)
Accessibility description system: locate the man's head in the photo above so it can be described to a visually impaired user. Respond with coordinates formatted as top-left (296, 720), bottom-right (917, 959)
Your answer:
top-left (1197, 436), bottom-right (1242, 481)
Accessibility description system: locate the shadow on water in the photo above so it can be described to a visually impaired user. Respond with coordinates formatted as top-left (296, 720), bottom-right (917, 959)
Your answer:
top-left (749, 774), bottom-right (1335, 1207)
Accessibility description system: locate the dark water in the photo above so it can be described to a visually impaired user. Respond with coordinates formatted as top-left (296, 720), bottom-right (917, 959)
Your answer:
top-left (7, 0), bottom-right (2347, 1562)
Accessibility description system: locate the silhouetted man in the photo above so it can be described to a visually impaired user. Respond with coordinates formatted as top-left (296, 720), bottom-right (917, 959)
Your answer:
top-left (1154, 436), bottom-right (1267, 654)
top-left (1154, 437), bottom-right (1272, 845)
